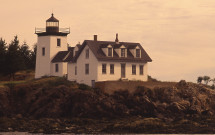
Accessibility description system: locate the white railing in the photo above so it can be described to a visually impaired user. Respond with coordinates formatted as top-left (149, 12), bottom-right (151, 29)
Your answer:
top-left (35, 27), bottom-right (70, 34)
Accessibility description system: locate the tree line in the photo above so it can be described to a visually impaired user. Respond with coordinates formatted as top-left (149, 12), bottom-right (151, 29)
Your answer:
top-left (0, 36), bottom-right (36, 79)
top-left (197, 76), bottom-right (215, 89)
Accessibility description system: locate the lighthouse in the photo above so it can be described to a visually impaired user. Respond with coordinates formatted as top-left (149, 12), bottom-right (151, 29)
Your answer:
top-left (35, 14), bottom-right (70, 78)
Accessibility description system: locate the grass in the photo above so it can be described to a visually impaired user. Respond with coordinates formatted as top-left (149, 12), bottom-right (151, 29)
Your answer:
top-left (0, 80), bottom-right (27, 87)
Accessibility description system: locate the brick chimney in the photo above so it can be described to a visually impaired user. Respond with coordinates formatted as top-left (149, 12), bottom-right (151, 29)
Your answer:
top-left (94, 35), bottom-right (97, 41)
top-left (115, 33), bottom-right (119, 44)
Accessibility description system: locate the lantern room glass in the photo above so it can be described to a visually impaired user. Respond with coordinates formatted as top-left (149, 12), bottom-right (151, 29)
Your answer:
top-left (46, 22), bottom-right (59, 27)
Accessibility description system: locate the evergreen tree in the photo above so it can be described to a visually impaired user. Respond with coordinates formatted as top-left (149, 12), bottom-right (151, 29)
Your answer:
top-left (0, 38), bottom-right (7, 75)
top-left (20, 41), bottom-right (31, 69)
top-left (29, 44), bottom-right (37, 69)
top-left (5, 36), bottom-right (24, 80)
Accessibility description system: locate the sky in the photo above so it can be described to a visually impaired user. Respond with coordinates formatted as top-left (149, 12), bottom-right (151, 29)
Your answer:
top-left (1, 0), bottom-right (215, 82)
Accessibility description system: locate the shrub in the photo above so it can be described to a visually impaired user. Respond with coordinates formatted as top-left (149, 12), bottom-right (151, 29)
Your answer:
top-left (43, 77), bottom-right (74, 88)
top-left (211, 84), bottom-right (215, 90)
top-left (78, 83), bottom-right (91, 90)
top-left (4, 82), bottom-right (16, 89)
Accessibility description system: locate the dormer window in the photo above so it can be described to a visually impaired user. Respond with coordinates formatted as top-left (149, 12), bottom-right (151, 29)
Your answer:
top-left (108, 48), bottom-right (112, 57)
top-left (121, 48), bottom-right (125, 57)
top-left (136, 49), bottom-right (140, 58)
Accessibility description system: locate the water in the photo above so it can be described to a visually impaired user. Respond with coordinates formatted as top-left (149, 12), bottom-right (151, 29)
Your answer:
top-left (0, 133), bottom-right (75, 135)
top-left (1, 133), bottom-right (214, 135)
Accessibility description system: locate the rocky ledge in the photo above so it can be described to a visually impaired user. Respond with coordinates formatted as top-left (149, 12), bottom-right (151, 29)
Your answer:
top-left (0, 78), bottom-right (215, 133)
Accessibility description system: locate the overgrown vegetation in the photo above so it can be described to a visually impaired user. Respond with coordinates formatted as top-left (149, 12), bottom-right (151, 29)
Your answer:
top-left (197, 76), bottom-right (215, 89)
top-left (148, 75), bottom-right (159, 82)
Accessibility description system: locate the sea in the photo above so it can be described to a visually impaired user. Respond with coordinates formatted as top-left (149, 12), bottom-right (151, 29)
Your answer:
top-left (0, 133), bottom-right (214, 135)
top-left (0, 133), bottom-right (75, 135)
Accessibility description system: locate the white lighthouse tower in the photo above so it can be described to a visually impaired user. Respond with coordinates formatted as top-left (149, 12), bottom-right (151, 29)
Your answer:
top-left (35, 14), bottom-right (70, 78)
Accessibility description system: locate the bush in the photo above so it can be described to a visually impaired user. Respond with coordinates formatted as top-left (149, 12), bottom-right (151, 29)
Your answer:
top-left (42, 77), bottom-right (74, 88)
top-left (211, 84), bottom-right (215, 90)
top-left (4, 82), bottom-right (16, 89)
top-left (148, 76), bottom-right (159, 82)
top-left (78, 83), bottom-right (91, 90)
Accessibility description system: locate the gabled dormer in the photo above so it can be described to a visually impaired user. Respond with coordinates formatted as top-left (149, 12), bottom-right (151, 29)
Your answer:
top-left (102, 44), bottom-right (113, 57)
top-left (114, 44), bottom-right (127, 58)
top-left (73, 43), bottom-right (81, 57)
top-left (129, 45), bottom-right (141, 58)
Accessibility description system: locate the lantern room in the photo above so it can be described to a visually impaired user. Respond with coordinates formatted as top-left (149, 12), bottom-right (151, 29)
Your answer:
top-left (46, 13), bottom-right (59, 33)
top-left (35, 13), bottom-right (70, 36)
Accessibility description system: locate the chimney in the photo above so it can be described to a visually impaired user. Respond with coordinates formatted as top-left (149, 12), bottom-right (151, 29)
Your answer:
top-left (115, 33), bottom-right (119, 44)
top-left (94, 35), bottom-right (97, 41)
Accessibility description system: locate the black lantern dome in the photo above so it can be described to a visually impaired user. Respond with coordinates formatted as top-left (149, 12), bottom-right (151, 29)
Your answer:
top-left (46, 13), bottom-right (59, 33)
top-left (35, 13), bottom-right (70, 36)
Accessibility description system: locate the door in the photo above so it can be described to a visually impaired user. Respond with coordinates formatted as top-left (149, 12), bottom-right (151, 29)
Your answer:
top-left (121, 64), bottom-right (126, 78)
top-left (91, 80), bottom-right (95, 88)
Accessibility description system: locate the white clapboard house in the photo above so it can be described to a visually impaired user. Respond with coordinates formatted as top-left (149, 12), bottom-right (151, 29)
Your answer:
top-left (35, 14), bottom-right (152, 86)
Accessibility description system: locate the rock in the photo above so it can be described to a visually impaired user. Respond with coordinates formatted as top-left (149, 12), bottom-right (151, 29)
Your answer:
top-left (177, 80), bottom-right (187, 87)
top-left (16, 114), bottom-right (23, 119)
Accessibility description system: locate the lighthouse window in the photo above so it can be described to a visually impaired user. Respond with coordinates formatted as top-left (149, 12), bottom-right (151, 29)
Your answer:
top-left (57, 38), bottom-right (61, 47)
top-left (42, 47), bottom-right (45, 56)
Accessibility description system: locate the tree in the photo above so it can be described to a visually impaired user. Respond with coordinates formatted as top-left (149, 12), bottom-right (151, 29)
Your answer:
top-left (29, 44), bottom-right (37, 69)
top-left (20, 41), bottom-right (31, 69)
top-left (197, 76), bottom-right (203, 84)
top-left (5, 36), bottom-right (24, 80)
top-left (209, 78), bottom-right (215, 88)
top-left (203, 76), bottom-right (210, 85)
top-left (0, 38), bottom-right (7, 75)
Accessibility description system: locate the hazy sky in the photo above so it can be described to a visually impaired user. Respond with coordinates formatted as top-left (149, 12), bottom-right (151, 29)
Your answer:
top-left (1, 0), bottom-right (215, 82)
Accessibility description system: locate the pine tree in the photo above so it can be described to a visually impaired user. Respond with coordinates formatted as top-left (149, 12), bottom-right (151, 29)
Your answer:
top-left (5, 36), bottom-right (24, 80)
top-left (0, 38), bottom-right (7, 75)
top-left (20, 41), bottom-right (31, 69)
top-left (29, 44), bottom-right (37, 69)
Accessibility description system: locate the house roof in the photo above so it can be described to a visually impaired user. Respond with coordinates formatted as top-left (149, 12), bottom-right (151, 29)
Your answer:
top-left (52, 47), bottom-right (74, 63)
top-left (69, 40), bottom-right (152, 63)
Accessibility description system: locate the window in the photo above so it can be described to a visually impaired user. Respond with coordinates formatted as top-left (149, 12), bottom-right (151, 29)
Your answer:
top-left (121, 48), bottom-right (125, 57)
top-left (57, 38), bottom-right (61, 47)
top-left (136, 49), bottom-right (140, 58)
top-left (108, 48), bottom-right (112, 57)
top-left (86, 49), bottom-right (89, 59)
top-left (102, 64), bottom-right (106, 74)
top-left (75, 66), bottom-right (77, 75)
top-left (140, 65), bottom-right (144, 75)
top-left (132, 65), bottom-right (136, 75)
top-left (85, 64), bottom-right (89, 74)
top-left (55, 64), bottom-right (59, 72)
top-left (42, 47), bottom-right (45, 56)
top-left (110, 64), bottom-right (114, 74)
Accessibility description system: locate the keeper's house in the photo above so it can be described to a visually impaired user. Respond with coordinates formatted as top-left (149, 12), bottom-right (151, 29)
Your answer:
top-left (35, 14), bottom-right (152, 87)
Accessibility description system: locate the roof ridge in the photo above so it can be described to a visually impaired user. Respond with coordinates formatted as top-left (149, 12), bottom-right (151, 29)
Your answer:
top-left (85, 40), bottom-right (141, 44)
top-left (63, 51), bottom-right (71, 61)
